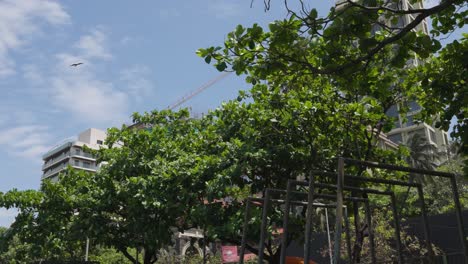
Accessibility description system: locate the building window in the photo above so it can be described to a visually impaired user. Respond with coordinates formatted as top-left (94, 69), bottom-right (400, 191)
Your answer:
top-left (386, 105), bottom-right (401, 128)
top-left (394, 118), bottom-right (401, 129)
top-left (75, 148), bottom-right (81, 155)
top-left (83, 161), bottom-right (91, 168)
top-left (388, 133), bottom-right (402, 144)
top-left (386, 105), bottom-right (398, 118)
top-left (97, 140), bottom-right (103, 145)
top-left (408, 101), bottom-right (421, 112)
top-left (406, 115), bottom-right (413, 126)
top-left (74, 160), bottom-right (80, 166)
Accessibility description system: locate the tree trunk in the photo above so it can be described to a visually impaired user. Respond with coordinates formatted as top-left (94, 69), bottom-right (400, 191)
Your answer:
top-left (143, 247), bottom-right (157, 264)
top-left (352, 197), bottom-right (362, 263)
top-left (270, 244), bottom-right (282, 264)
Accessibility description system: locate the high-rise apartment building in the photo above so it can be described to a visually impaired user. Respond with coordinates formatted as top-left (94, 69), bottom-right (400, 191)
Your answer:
top-left (41, 128), bottom-right (106, 182)
top-left (336, 0), bottom-right (449, 150)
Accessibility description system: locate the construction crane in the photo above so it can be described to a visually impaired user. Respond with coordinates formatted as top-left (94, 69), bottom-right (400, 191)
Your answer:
top-left (167, 72), bottom-right (231, 110)
top-left (129, 72), bottom-right (230, 129)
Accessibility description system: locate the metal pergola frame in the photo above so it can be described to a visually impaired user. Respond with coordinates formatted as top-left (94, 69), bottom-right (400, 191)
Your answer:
top-left (278, 175), bottom-right (404, 264)
top-left (238, 158), bottom-right (468, 264)
top-left (333, 158), bottom-right (468, 264)
top-left (239, 186), bottom-right (389, 264)
top-left (238, 190), bottom-right (365, 264)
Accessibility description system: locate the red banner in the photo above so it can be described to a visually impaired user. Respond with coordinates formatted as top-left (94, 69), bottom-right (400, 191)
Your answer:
top-left (221, 246), bottom-right (256, 263)
top-left (221, 246), bottom-right (238, 263)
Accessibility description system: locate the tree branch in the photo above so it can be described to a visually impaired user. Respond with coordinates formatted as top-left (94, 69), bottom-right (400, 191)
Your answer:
top-left (118, 246), bottom-right (138, 264)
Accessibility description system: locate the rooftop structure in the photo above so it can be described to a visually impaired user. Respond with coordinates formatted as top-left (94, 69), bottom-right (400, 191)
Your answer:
top-left (41, 128), bottom-right (106, 182)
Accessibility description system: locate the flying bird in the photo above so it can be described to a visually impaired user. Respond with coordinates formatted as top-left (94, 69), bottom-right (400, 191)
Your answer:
top-left (70, 62), bottom-right (83, 67)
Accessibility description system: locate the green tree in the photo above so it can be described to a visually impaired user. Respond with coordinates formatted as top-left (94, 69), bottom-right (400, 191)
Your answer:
top-left (196, 2), bottom-right (467, 260)
top-left (406, 35), bottom-right (468, 155)
top-left (0, 176), bottom-right (91, 262)
top-left (198, 78), bottom-right (405, 263)
top-left (71, 109), bottom-right (232, 264)
top-left (1, 2), bottom-right (466, 262)
top-left (198, 0), bottom-right (467, 151)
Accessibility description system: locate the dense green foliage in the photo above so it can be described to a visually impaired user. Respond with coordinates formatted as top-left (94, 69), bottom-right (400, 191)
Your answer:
top-left (1, 0), bottom-right (467, 263)
top-left (198, 0), bottom-right (467, 154)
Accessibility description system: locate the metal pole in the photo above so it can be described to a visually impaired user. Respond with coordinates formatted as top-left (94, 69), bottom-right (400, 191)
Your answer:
top-left (203, 227), bottom-right (207, 264)
top-left (333, 158), bottom-right (345, 264)
top-left (258, 190), bottom-right (271, 264)
top-left (364, 201), bottom-right (376, 264)
top-left (304, 175), bottom-right (315, 263)
top-left (85, 237), bottom-right (89, 261)
top-left (239, 198), bottom-right (252, 264)
top-left (390, 193), bottom-right (403, 264)
top-left (449, 176), bottom-right (468, 263)
top-left (280, 180), bottom-right (293, 264)
top-left (416, 184), bottom-right (435, 261)
top-left (325, 208), bottom-right (333, 264)
top-left (344, 207), bottom-right (352, 263)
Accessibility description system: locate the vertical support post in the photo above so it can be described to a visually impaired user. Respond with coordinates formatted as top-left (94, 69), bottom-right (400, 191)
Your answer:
top-left (333, 158), bottom-right (345, 264)
top-left (258, 190), bottom-right (271, 264)
top-left (344, 207), bottom-right (353, 263)
top-left (239, 198), bottom-right (252, 264)
top-left (390, 193), bottom-right (403, 264)
top-left (280, 180), bottom-right (293, 264)
top-left (85, 237), bottom-right (89, 261)
top-left (364, 201), bottom-right (376, 264)
top-left (449, 176), bottom-right (468, 263)
top-left (304, 174), bottom-right (315, 263)
top-left (417, 184), bottom-right (434, 262)
top-left (203, 226), bottom-right (207, 264)
top-left (325, 208), bottom-right (333, 264)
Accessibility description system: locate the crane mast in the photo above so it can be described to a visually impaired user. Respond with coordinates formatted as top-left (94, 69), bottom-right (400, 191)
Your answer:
top-left (167, 72), bottom-right (231, 110)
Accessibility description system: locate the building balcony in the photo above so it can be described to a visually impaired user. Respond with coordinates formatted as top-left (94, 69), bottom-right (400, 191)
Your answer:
top-left (42, 152), bottom-right (71, 170)
top-left (42, 163), bottom-right (68, 179)
top-left (71, 149), bottom-right (96, 160)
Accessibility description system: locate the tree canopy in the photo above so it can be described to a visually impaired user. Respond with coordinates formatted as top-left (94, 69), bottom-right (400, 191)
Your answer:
top-left (198, 0), bottom-right (467, 153)
top-left (1, 1), bottom-right (467, 263)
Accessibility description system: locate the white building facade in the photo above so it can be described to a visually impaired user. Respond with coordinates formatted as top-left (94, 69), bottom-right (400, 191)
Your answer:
top-left (42, 128), bottom-right (106, 182)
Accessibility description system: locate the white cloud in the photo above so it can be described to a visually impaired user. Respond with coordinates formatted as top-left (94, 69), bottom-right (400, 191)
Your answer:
top-left (22, 64), bottom-right (45, 85)
top-left (208, 1), bottom-right (243, 19)
top-left (45, 29), bottom-right (155, 125)
top-left (0, 0), bottom-right (70, 77)
top-left (119, 36), bottom-right (132, 45)
top-left (0, 125), bottom-right (52, 160)
top-left (50, 73), bottom-right (129, 123)
top-left (120, 65), bottom-right (154, 103)
top-left (0, 58), bottom-right (15, 77)
top-left (75, 28), bottom-right (112, 60)
top-left (48, 29), bottom-right (129, 124)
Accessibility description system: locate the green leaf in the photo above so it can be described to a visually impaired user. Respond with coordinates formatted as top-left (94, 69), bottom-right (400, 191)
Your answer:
top-left (309, 9), bottom-right (318, 20)
top-left (216, 62), bottom-right (227, 71)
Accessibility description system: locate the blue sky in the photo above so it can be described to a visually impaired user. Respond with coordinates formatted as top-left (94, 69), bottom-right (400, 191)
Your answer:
top-left (0, 0), bottom-right (334, 226)
top-left (0, 1), bottom-right (463, 227)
